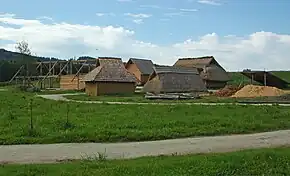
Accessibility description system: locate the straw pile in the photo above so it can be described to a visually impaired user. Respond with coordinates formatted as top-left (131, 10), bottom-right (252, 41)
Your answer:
top-left (231, 85), bottom-right (285, 98)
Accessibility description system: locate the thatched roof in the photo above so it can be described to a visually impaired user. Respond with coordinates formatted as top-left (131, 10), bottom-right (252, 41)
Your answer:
top-left (143, 66), bottom-right (207, 93)
top-left (174, 56), bottom-right (216, 67)
top-left (96, 57), bottom-right (123, 67)
top-left (83, 60), bottom-right (137, 83)
top-left (126, 58), bottom-right (154, 75)
top-left (174, 56), bottom-right (230, 82)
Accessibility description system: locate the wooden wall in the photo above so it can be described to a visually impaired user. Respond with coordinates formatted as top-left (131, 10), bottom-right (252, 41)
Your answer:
top-left (60, 74), bottom-right (85, 90)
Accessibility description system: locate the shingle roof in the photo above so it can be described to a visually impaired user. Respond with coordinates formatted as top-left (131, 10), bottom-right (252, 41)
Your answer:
top-left (127, 58), bottom-right (154, 75)
top-left (83, 61), bottom-right (137, 83)
top-left (143, 66), bottom-right (207, 93)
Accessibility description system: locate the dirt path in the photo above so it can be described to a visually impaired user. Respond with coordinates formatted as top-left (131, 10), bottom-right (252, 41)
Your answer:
top-left (1, 130), bottom-right (290, 164)
top-left (38, 93), bottom-right (290, 106)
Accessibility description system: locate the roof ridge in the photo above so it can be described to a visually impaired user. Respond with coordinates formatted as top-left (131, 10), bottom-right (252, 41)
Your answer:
top-left (178, 56), bottom-right (214, 60)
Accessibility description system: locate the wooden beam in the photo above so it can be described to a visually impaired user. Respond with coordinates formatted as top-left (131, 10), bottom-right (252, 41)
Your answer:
top-left (37, 60), bottom-right (59, 85)
top-left (71, 60), bottom-right (88, 82)
top-left (58, 60), bottom-right (71, 77)
top-left (9, 65), bottom-right (24, 83)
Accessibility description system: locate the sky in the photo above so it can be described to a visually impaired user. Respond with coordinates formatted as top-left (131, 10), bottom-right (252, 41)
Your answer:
top-left (0, 0), bottom-right (290, 71)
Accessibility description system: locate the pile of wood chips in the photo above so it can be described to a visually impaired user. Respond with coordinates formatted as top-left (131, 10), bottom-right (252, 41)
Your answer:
top-left (231, 85), bottom-right (285, 98)
top-left (215, 85), bottom-right (242, 97)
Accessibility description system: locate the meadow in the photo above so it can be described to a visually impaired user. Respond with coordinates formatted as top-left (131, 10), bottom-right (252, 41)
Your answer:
top-left (1, 90), bottom-right (290, 145)
top-left (1, 147), bottom-right (290, 176)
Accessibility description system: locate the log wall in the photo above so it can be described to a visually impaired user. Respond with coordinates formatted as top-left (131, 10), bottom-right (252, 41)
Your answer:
top-left (60, 74), bottom-right (85, 90)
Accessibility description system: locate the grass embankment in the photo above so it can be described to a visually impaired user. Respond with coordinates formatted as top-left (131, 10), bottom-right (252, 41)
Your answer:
top-left (2, 148), bottom-right (290, 176)
top-left (1, 90), bottom-right (290, 145)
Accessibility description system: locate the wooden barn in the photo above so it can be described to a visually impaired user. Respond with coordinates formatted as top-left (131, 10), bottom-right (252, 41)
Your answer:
top-left (174, 56), bottom-right (230, 89)
top-left (143, 66), bottom-right (207, 94)
top-left (125, 58), bottom-right (154, 85)
top-left (83, 57), bottom-right (137, 96)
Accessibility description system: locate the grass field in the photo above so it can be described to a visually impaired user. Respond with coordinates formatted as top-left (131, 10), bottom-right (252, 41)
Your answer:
top-left (1, 90), bottom-right (290, 145)
top-left (1, 147), bottom-right (290, 176)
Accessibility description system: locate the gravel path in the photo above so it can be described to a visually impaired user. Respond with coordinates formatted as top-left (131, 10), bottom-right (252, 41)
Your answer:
top-left (1, 130), bottom-right (290, 164)
top-left (38, 93), bottom-right (290, 106)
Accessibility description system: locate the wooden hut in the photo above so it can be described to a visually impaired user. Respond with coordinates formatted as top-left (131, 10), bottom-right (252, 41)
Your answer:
top-left (83, 57), bottom-right (137, 96)
top-left (174, 56), bottom-right (230, 89)
top-left (143, 66), bottom-right (207, 94)
top-left (125, 58), bottom-right (154, 85)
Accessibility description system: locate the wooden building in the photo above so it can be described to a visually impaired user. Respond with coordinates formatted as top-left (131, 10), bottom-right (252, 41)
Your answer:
top-left (60, 74), bottom-right (86, 90)
top-left (143, 66), bottom-right (207, 94)
top-left (174, 56), bottom-right (230, 89)
top-left (125, 58), bottom-right (154, 85)
top-left (241, 70), bottom-right (289, 89)
top-left (83, 57), bottom-right (137, 96)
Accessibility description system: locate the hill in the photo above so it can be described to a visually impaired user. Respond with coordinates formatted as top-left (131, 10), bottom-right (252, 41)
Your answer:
top-left (0, 48), bottom-right (54, 62)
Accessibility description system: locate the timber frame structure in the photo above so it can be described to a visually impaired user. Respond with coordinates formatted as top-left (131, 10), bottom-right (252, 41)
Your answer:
top-left (9, 59), bottom-right (96, 89)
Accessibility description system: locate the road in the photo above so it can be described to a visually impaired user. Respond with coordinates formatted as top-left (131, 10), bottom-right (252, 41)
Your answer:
top-left (1, 130), bottom-right (290, 164)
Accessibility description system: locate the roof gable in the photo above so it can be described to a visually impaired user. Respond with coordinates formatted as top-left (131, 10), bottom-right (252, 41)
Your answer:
top-left (126, 58), bottom-right (154, 75)
top-left (97, 57), bottom-right (123, 67)
top-left (174, 56), bottom-right (219, 67)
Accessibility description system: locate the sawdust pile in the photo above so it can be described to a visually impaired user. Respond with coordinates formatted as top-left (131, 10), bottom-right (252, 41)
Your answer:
top-left (231, 85), bottom-right (285, 98)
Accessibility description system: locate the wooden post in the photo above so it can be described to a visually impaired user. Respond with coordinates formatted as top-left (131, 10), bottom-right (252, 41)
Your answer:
top-left (264, 72), bottom-right (267, 86)
top-left (251, 73), bottom-right (254, 84)
top-left (77, 74), bottom-right (80, 90)
top-left (66, 61), bottom-right (69, 74)
top-left (70, 61), bottom-right (73, 74)
top-left (49, 60), bottom-right (52, 88)
top-left (40, 63), bottom-right (43, 89)
top-left (59, 63), bottom-right (62, 75)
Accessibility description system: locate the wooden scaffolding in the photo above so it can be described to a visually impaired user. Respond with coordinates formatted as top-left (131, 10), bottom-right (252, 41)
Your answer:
top-left (9, 59), bottom-right (96, 89)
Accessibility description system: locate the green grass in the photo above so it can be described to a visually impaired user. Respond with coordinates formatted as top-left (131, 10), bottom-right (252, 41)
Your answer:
top-left (227, 72), bottom-right (260, 86)
top-left (38, 89), bottom-right (84, 95)
top-left (2, 148), bottom-right (290, 176)
top-left (272, 71), bottom-right (290, 83)
top-left (1, 90), bottom-right (290, 145)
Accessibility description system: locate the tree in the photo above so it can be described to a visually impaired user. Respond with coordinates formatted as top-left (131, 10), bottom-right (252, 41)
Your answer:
top-left (15, 40), bottom-right (32, 87)
top-left (15, 41), bottom-right (32, 56)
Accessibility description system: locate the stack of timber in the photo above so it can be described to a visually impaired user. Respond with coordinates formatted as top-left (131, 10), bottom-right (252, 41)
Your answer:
top-left (60, 74), bottom-right (85, 90)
